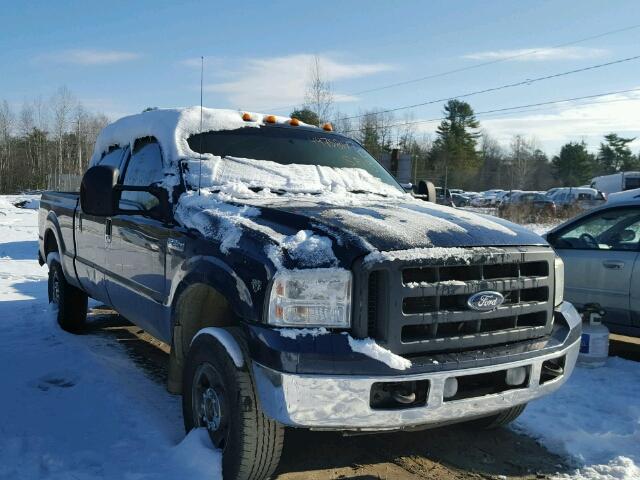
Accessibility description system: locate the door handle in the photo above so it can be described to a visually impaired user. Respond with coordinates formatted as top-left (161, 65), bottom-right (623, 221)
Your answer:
top-left (602, 260), bottom-right (625, 270)
top-left (105, 218), bottom-right (112, 244)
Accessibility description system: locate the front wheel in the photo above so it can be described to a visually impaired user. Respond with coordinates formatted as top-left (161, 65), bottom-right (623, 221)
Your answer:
top-left (48, 259), bottom-right (88, 332)
top-left (183, 331), bottom-right (284, 480)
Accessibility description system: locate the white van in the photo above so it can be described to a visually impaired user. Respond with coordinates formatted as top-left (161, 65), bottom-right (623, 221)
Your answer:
top-left (590, 171), bottom-right (640, 194)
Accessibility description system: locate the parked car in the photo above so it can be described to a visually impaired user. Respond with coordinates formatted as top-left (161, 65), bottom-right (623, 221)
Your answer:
top-left (550, 187), bottom-right (606, 211)
top-left (546, 199), bottom-right (640, 336)
top-left (435, 187), bottom-right (454, 206)
top-left (470, 190), bottom-right (502, 207)
top-left (607, 188), bottom-right (640, 204)
top-left (451, 192), bottom-right (470, 207)
top-left (591, 171), bottom-right (640, 194)
top-left (498, 191), bottom-right (556, 217)
top-left (39, 107), bottom-right (581, 480)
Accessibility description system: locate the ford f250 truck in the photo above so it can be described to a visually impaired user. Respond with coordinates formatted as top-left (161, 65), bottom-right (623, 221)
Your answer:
top-left (39, 107), bottom-right (582, 480)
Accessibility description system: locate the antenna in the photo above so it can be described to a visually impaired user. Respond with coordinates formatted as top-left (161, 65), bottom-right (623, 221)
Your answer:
top-left (198, 56), bottom-right (204, 196)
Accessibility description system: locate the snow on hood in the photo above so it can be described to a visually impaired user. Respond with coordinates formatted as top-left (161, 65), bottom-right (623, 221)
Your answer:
top-left (89, 107), bottom-right (303, 167)
top-left (176, 183), bottom-right (546, 268)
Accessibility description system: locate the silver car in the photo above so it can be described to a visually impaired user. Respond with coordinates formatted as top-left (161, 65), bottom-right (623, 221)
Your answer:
top-left (546, 200), bottom-right (640, 336)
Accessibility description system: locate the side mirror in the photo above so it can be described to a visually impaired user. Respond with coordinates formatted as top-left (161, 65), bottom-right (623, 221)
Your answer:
top-left (81, 165), bottom-right (119, 216)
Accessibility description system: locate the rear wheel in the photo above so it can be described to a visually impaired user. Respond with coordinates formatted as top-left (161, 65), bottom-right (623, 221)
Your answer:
top-left (48, 259), bottom-right (88, 332)
top-left (467, 403), bottom-right (527, 429)
top-left (183, 331), bottom-right (284, 480)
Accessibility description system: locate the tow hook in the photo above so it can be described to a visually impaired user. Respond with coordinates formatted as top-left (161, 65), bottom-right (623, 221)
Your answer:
top-left (391, 389), bottom-right (416, 404)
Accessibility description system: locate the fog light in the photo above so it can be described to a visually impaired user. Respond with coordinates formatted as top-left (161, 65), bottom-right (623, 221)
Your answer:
top-left (505, 366), bottom-right (527, 386)
top-left (443, 377), bottom-right (458, 399)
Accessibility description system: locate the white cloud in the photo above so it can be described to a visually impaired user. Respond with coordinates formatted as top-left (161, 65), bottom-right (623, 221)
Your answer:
top-left (480, 91), bottom-right (640, 152)
top-left (198, 54), bottom-right (393, 110)
top-left (462, 46), bottom-right (607, 62)
top-left (43, 49), bottom-right (140, 65)
top-left (415, 90), bottom-right (640, 153)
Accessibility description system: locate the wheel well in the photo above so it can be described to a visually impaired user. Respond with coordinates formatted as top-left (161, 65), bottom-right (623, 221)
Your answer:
top-left (44, 229), bottom-right (59, 256)
top-left (175, 283), bottom-right (236, 350)
top-left (168, 282), bottom-right (237, 394)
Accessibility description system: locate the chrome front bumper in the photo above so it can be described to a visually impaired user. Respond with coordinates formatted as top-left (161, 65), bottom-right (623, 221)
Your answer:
top-left (253, 302), bottom-right (581, 431)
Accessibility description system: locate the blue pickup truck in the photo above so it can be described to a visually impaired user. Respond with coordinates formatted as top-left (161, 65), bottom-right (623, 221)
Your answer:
top-left (38, 107), bottom-right (581, 480)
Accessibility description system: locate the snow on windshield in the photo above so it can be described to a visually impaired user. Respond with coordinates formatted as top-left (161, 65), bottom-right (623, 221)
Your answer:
top-left (182, 155), bottom-right (404, 197)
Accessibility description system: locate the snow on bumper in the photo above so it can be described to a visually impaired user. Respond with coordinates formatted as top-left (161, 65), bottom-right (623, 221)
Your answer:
top-left (253, 302), bottom-right (581, 431)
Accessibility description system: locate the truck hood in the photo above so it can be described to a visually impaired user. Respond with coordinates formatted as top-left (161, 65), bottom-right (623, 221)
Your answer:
top-left (252, 197), bottom-right (547, 251)
top-left (176, 193), bottom-right (549, 269)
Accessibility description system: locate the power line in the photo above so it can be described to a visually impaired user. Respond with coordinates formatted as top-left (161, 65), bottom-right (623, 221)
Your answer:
top-left (341, 87), bottom-right (640, 134)
top-left (349, 24), bottom-right (640, 96)
top-left (265, 23), bottom-right (640, 113)
top-left (338, 54), bottom-right (640, 121)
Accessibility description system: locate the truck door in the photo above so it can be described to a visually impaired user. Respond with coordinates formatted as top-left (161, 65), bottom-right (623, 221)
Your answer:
top-left (75, 146), bottom-right (127, 304)
top-left (105, 137), bottom-right (170, 341)
top-left (550, 206), bottom-right (640, 332)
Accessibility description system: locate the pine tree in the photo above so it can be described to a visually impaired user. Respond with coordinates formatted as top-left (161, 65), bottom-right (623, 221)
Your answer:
top-left (552, 141), bottom-right (595, 186)
top-left (429, 100), bottom-right (480, 189)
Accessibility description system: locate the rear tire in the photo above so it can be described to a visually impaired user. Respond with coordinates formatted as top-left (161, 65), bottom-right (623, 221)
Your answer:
top-left (183, 330), bottom-right (284, 480)
top-left (48, 259), bottom-right (88, 332)
top-left (467, 403), bottom-right (527, 429)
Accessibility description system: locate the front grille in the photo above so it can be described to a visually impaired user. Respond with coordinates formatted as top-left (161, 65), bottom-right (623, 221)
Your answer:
top-left (354, 247), bottom-right (555, 355)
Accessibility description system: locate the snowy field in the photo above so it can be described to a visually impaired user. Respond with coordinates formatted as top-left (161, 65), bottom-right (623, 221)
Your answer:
top-left (0, 195), bottom-right (220, 480)
top-left (0, 195), bottom-right (638, 479)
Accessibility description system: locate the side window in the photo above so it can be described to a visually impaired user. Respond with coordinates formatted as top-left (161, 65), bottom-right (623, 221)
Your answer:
top-left (555, 208), bottom-right (640, 251)
top-left (119, 138), bottom-right (164, 211)
top-left (98, 146), bottom-right (125, 170)
top-left (625, 177), bottom-right (640, 190)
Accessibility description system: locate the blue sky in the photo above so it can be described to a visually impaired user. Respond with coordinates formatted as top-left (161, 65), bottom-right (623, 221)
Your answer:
top-left (2, 0), bottom-right (640, 153)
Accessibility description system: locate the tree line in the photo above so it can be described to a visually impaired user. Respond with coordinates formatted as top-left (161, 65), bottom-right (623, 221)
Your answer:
top-left (0, 87), bottom-right (109, 193)
top-left (293, 99), bottom-right (640, 192)
top-left (292, 56), bottom-right (640, 191)
top-left (1, 76), bottom-right (638, 195)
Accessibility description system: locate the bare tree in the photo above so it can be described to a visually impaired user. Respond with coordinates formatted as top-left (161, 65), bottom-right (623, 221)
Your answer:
top-left (0, 101), bottom-right (14, 192)
top-left (0, 87), bottom-right (109, 193)
top-left (50, 86), bottom-right (76, 185)
top-left (509, 135), bottom-right (537, 189)
top-left (304, 55), bottom-right (333, 126)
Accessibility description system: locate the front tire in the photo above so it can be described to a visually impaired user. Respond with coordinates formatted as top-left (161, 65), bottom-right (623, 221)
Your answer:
top-left (48, 259), bottom-right (88, 332)
top-left (183, 331), bottom-right (284, 480)
top-left (467, 403), bottom-right (527, 429)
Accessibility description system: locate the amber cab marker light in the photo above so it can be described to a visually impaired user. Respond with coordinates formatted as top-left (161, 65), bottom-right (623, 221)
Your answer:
top-left (242, 112), bottom-right (252, 121)
top-left (289, 118), bottom-right (300, 126)
top-left (322, 122), bottom-right (333, 131)
top-left (265, 115), bottom-right (277, 124)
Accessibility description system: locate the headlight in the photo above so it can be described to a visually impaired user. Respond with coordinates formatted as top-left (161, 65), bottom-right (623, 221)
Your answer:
top-left (268, 269), bottom-right (352, 328)
top-left (554, 256), bottom-right (564, 307)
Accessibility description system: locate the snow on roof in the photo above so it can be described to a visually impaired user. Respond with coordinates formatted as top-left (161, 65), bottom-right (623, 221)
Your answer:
top-left (89, 107), bottom-right (308, 166)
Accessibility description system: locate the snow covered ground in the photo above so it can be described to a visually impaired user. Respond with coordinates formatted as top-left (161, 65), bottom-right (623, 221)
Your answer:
top-left (0, 196), bottom-right (220, 479)
top-left (1, 195), bottom-right (638, 479)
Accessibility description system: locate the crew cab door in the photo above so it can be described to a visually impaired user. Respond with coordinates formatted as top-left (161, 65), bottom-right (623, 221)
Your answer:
top-left (105, 138), bottom-right (171, 341)
top-left (75, 146), bottom-right (127, 303)
top-left (548, 206), bottom-right (640, 331)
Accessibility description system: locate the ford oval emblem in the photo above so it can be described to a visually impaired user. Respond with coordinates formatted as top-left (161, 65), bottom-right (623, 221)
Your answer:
top-left (467, 291), bottom-right (504, 311)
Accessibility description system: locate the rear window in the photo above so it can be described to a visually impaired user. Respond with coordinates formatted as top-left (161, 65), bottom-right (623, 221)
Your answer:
top-left (98, 146), bottom-right (126, 170)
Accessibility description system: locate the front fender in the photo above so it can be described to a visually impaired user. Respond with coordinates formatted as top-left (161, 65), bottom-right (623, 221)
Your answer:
top-left (168, 255), bottom-right (258, 323)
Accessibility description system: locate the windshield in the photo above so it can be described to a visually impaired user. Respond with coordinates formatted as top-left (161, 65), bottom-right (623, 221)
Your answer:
top-left (187, 126), bottom-right (402, 192)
